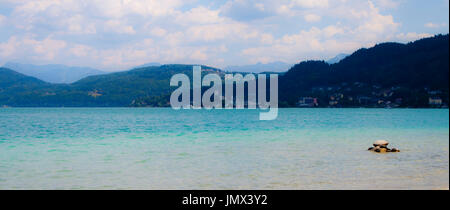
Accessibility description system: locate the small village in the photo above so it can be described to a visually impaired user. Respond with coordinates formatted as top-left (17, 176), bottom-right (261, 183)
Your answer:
top-left (296, 82), bottom-right (448, 108)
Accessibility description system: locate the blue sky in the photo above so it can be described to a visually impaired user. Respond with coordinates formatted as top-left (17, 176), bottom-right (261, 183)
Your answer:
top-left (0, 0), bottom-right (448, 71)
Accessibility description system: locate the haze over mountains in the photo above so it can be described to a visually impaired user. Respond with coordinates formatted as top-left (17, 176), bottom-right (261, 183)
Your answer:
top-left (2, 54), bottom-right (354, 84)
top-left (224, 61), bottom-right (293, 73)
top-left (326, 53), bottom-right (349, 64)
top-left (2, 62), bottom-right (105, 84)
top-left (0, 34), bottom-right (448, 108)
top-left (133, 62), bottom-right (162, 69)
top-left (1, 62), bottom-right (167, 84)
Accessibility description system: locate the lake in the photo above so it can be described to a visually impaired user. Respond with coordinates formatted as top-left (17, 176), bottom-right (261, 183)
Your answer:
top-left (0, 108), bottom-right (448, 189)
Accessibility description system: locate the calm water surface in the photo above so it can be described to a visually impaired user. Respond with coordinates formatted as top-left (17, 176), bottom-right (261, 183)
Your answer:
top-left (0, 108), bottom-right (448, 189)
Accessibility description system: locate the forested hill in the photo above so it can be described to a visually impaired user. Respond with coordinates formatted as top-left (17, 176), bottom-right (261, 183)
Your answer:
top-left (0, 34), bottom-right (448, 108)
top-left (0, 65), bottom-right (222, 107)
top-left (278, 34), bottom-right (449, 107)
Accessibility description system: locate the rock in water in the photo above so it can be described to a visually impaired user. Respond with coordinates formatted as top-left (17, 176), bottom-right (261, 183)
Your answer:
top-left (390, 148), bottom-right (400, 152)
top-left (373, 140), bottom-right (389, 147)
top-left (368, 141), bottom-right (400, 153)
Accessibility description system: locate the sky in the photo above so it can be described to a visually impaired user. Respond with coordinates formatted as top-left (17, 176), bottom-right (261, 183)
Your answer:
top-left (0, 0), bottom-right (448, 71)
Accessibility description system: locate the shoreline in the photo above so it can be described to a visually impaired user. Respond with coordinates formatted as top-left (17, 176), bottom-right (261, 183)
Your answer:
top-left (1, 106), bottom-right (449, 109)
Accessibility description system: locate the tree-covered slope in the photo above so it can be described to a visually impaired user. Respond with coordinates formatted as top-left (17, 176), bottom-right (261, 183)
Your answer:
top-left (279, 34), bottom-right (449, 106)
top-left (331, 34), bottom-right (449, 89)
top-left (0, 68), bottom-right (54, 106)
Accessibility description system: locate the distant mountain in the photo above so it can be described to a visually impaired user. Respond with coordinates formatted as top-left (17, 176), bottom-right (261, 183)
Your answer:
top-left (0, 34), bottom-right (448, 108)
top-left (2, 62), bottom-right (105, 84)
top-left (326, 53), bottom-right (349, 64)
top-left (133, 62), bottom-right (162, 69)
top-left (224, 61), bottom-right (292, 73)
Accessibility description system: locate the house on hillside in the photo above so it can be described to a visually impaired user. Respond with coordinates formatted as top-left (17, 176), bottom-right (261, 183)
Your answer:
top-left (428, 90), bottom-right (442, 95)
top-left (429, 97), bottom-right (443, 106)
top-left (88, 90), bottom-right (102, 98)
top-left (329, 100), bottom-right (339, 106)
top-left (298, 97), bottom-right (318, 107)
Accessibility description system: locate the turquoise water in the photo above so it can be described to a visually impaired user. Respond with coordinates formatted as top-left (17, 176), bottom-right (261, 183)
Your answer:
top-left (0, 108), bottom-right (448, 190)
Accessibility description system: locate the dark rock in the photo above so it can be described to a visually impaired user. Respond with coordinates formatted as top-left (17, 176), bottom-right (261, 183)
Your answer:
top-left (391, 148), bottom-right (400, 152)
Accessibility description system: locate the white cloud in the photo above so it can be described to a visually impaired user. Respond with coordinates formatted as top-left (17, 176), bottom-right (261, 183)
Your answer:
top-left (241, 26), bottom-right (361, 64)
top-left (425, 23), bottom-right (439, 28)
top-left (260, 33), bottom-right (274, 44)
top-left (220, 0), bottom-right (275, 21)
top-left (291, 0), bottom-right (329, 8)
top-left (104, 20), bottom-right (136, 35)
top-left (425, 22), bottom-right (447, 28)
top-left (176, 7), bottom-right (224, 25)
top-left (0, 14), bottom-right (6, 25)
top-left (323, 25), bottom-right (344, 37)
top-left (255, 3), bottom-right (265, 11)
top-left (65, 15), bottom-right (96, 34)
top-left (0, 36), bottom-right (66, 61)
top-left (70, 44), bottom-right (95, 57)
top-left (304, 14), bottom-right (321, 22)
top-left (0, 36), bottom-right (19, 57)
top-left (23, 37), bottom-right (67, 60)
top-left (150, 27), bottom-right (167, 37)
top-left (239, 1), bottom-right (402, 64)
top-left (13, 0), bottom-right (60, 14)
top-left (190, 48), bottom-right (209, 61)
top-left (352, 1), bottom-right (399, 41)
top-left (87, 0), bottom-right (184, 18)
top-left (6, 0), bottom-right (185, 32)
top-left (373, 0), bottom-right (400, 8)
top-left (396, 32), bottom-right (433, 42)
top-left (186, 22), bottom-right (255, 42)
top-left (164, 31), bottom-right (185, 46)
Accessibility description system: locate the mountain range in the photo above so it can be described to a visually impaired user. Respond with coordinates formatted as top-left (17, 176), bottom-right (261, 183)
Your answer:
top-left (0, 34), bottom-right (448, 108)
top-left (133, 62), bottom-right (162, 69)
top-left (2, 62), bottom-right (105, 84)
top-left (224, 61), bottom-right (292, 73)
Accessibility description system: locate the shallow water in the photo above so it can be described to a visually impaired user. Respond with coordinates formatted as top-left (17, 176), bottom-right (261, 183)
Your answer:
top-left (0, 108), bottom-right (448, 189)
